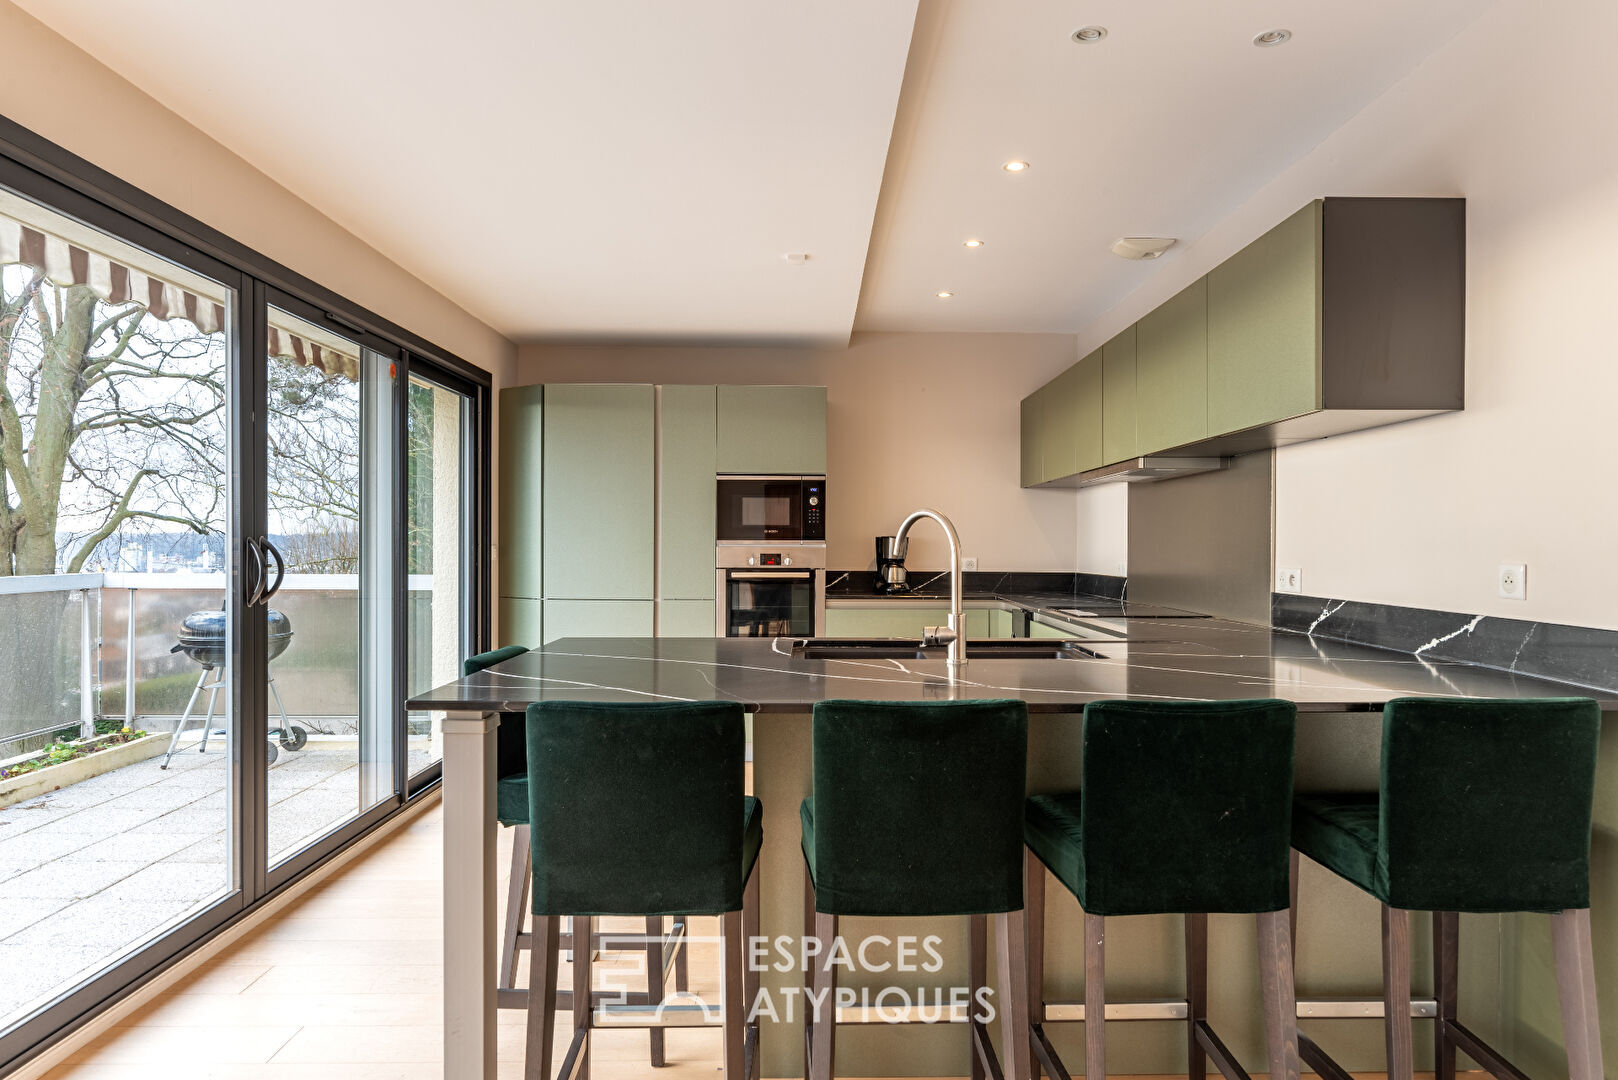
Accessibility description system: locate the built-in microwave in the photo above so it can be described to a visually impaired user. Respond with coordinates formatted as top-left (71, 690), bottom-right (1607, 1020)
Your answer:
top-left (715, 475), bottom-right (825, 542)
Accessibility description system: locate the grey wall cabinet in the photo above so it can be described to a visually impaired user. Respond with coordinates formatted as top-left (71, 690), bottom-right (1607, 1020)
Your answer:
top-left (542, 383), bottom-right (655, 600)
top-left (716, 385), bottom-right (827, 474)
top-left (659, 385), bottom-right (717, 601)
top-left (1020, 197), bottom-right (1463, 487)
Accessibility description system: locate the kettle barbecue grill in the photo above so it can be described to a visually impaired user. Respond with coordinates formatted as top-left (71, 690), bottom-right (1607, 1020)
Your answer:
top-left (161, 608), bottom-right (307, 768)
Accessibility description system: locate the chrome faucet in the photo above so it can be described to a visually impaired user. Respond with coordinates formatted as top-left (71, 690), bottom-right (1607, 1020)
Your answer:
top-left (894, 508), bottom-right (966, 668)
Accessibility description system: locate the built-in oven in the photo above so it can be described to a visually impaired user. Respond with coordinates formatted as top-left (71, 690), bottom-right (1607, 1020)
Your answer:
top-left (715, 475), bottom-right (825, 543)
top-left (715, 543), bottom-right (827, 638)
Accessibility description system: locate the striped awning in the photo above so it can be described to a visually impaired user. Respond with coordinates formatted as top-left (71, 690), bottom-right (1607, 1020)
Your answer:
top-left (0, 197), bottom-right (358, 381)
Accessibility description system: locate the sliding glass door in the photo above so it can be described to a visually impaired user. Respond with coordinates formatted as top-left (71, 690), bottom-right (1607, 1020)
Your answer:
top-left (0, 154), bottom-right (485, 1070)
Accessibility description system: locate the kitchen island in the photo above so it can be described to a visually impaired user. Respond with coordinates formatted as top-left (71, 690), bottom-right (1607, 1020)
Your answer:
top-left (409, 618), bottom-right (1614, 1079)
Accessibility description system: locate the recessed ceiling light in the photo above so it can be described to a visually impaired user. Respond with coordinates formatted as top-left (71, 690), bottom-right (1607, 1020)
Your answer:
top-left (1253, 28), bottom-right (1292, 47)
top-left (1002, 160), bottom-right (1030, 173)
top-left (936, 291), bottom-right (954, 299)
top-left (1071, 25), bottom-right (1107, 43)
top-left (963, 239), bottom-right (985, 249)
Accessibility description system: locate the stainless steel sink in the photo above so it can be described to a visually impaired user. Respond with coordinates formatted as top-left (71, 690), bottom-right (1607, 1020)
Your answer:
top-left (791, 638), bottom-right (1105, 661)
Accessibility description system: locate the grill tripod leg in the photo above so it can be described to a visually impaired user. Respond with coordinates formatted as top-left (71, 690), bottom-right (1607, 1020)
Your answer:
top-left (161, 669), bottom-right (210, 769)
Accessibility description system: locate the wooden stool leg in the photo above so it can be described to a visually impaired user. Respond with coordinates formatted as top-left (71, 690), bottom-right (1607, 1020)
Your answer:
top-left (743, 868), bottom-right (761, 1041)
top-left (723, 907), bottom-right (746, 1080)
top-left (810, 910), bottom-right (838, 1080)
top-left (1023, 851), bottom-right (1045, 1080)
top-left (1551, 907), bottom-right (1605, 1080)
top-left (1433, 911), bottom-right (1458, 1080)
top-left (674, 916), bottom-right (690, 992)
top-left (1288, 849), bottom-right (1300, 970)
top-left (524, 914), bottom-right (560, 1079)
top-left (1185, 912), bottom-right (1207, 1080)
top-left (1381, 905), bottom-right (1414, 1080)
top-left (803, 874), bottom-right (816, 1080)
top-left (996, 908), bottom-right (1033, 1080)
top-left (969, 914), bottom-right (988, 1080)
top-left (501, 826), bottom-right (531, 994)
top-left (574, 914), bottom-right (593, 1080)
top-left (1256, 910), bottom-right (1301, 1080)
top-left (1084, 911), bottom-right (1106, 1080)
top-left (645, 915), bottom-right (667, 1067)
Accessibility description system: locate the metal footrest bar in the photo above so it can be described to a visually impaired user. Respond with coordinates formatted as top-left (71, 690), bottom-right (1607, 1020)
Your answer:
top-left (1296, 996), bottom-right (1438, 1018)
top-left (1030, 1023), bottom-right (1073, 1080)
top-left (968, 1019), bottom-right (1006, 1080)
top-left (1194, 1018), bottom-right (1254, 1080)
top-left (1041, 998), bottom-right (1190, 1022)
top-left (660, 918), bottom-right (687, 981)
top-left (835, 1001), bottom-right (975, 1024)
top-left (496, 987), bottom-right (663, 1011)
top-left (1298, 1032), bottom-right (1361, 1080)
top-left (1446, 1019), bottom-right (1532, 1080)
top-left (591, 1001), bottom-right (724, 1028)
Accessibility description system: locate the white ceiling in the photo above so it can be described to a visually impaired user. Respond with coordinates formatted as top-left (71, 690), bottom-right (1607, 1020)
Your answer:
top-left (18, 0), bottom-right (1493, 344)
top-left (16, 0), bottom-right (919, 345)
top-left (856, 0), bottom-right (1493, 333)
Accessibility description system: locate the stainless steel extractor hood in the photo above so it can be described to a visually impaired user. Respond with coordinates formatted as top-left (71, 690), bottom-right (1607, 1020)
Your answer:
top-left (1075, 456), bottom-right (1229, 486)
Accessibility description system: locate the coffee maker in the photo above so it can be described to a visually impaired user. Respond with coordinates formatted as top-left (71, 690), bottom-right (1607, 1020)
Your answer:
top-left (875, 535), bottom-right (909, 594)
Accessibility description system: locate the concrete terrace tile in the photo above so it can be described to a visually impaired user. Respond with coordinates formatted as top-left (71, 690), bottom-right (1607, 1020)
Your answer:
top-left (0, 943), bottom-right (110, 1027)
top-left (162, 835), bottom-right (229, 864)
top-left (0, 895), bottom-right (73, 939)
top-left (4, 900), bottom-right (195, 952)
top-left (96, 861), bottom-right (229, 905)
top-left (67, 829), bottom-right (202, 865)
top-left (0, 830), bottom-right (105, 878)
top-left (123, 807), bottom-right (226, 838)
top-left (3, 859), bottom-right (147, 899)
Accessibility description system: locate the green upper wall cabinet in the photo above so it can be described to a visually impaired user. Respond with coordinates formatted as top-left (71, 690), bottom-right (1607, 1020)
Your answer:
top-left (1135, 276), bottom-right (1209, 451)
top-left (542, 384), bottom-right (655, 600)
top-left (1207, 201), bottom-right (1322, 435)
top-left (659, 385), bottom-right (717, 600)
top-left (1019, 197), bottom-right (1464, 486)
top-left (716, 385), bottom-right (827, 474)
top-left (1102, 327), bottom-right (1139, 464)
top-left (498, 386), bottom-right (544, 600)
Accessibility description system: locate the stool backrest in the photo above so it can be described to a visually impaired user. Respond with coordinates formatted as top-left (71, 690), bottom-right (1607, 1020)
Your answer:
top-left (810, 699), bottom-right (1028, 916)
top-left (1380, 696), bottom-right (1600, 911)
top-left (526, 700), bottom-right (747, 916)
top-left (1081, 699), bottom-right (1297, 915)
top-left (464, 645), bottom-right (531, 781)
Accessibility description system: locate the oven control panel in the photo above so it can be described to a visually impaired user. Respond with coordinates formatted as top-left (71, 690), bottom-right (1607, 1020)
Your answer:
top-left (804, 480), bottom-right (824, 540)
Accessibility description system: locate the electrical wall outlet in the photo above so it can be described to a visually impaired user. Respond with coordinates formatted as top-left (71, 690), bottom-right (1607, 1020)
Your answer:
top-left (1275, 567), bottom-right (1303, 594)
top-left (962, 557), bottom-right (979, 572)
top-left (1498, 563), bottom-right (1527, 600)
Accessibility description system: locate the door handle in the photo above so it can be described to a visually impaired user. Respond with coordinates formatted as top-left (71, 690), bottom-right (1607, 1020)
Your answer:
top-left (262, 538), bottom-right (286, 601)
top-left (244, 537), bottom-right (266, 607)
top-left (729, 571), bottom-right (813, 581)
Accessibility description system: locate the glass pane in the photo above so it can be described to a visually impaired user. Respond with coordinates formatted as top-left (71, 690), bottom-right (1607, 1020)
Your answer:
top-left (406, 375), bottom-right (469, 777)
top-left (264, 309), bottom-right (394, 865)
top-left (0, 187), bottom-right (233, 1029)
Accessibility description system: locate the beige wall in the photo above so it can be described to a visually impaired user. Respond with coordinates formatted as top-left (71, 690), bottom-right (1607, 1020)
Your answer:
top-left (520, 332), bottom-right (1116, 574)
top-left (1069, 0), bottom-right (1618, 632)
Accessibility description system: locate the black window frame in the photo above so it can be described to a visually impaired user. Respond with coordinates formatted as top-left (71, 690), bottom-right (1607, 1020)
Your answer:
top-left (0, 111), bottom-right (492, 1075)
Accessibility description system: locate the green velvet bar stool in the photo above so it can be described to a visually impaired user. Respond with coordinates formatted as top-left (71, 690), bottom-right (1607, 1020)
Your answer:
top-left (465, 647), bottom-right (687, 1067)
top-left (800, 699), bottom-right (1032, 1080)
top-left (523, 700), bottom-right (762, 1080)
top-left (1023, 699), bottom-right (1301, 1080)
top-left (1290, 696), bottom-right (1603, 1080)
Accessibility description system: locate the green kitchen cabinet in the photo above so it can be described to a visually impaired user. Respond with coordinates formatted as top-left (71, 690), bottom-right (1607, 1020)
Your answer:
top-left (660, 599), bottom-right (718, 637)
top-left (498, 596), bottom-right (543, 649)
top-left (542, 384), bottom-right (655, 600)
top-left (989, 608), bottom-right (1017, 637)
top-left (497, 386), bottom-right (544, 600)
top-left (824, 606), bottom-right (991, 639)
top-left (659, 385), bottom-right (717, 600)
top-left (1102, 327), bottom-right (1139, 463)
top-left (1020, 390), bottom-right (1043, 487)
top-left (542, 600), bottom-right (654, 644)
top-left (1037, 350), bottom-right (1103, 482)
top-left (716, 385), bottom-right (827, 475)
top-left (1207, 201), bottom-right (1323, 435)
top-left (1135, 276), bottom-right (1209, 451)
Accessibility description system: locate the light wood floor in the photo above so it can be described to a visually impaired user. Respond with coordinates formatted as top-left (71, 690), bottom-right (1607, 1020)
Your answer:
top-left (41, 800), bottom-right (1467, 1079)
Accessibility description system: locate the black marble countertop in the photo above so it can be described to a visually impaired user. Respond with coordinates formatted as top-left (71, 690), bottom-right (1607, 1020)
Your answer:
top-left (408, 613), bottom-right (1618, 715)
